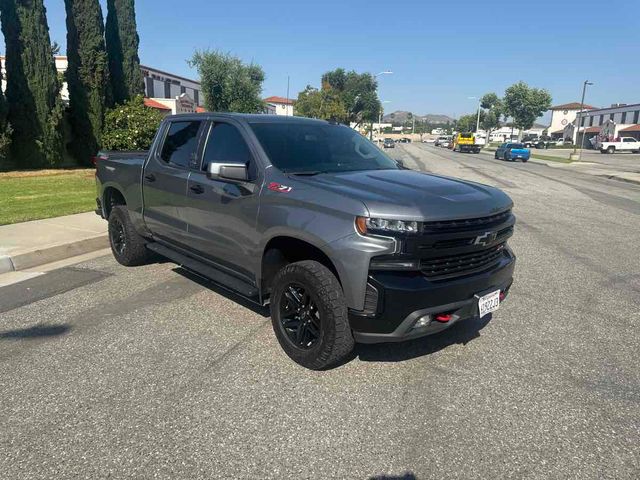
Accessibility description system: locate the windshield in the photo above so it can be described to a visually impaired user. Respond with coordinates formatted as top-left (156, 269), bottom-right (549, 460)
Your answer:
top-left (510, 143), bottom-right (525, 149)
top-left (250, 122), bottom-right (399, 174)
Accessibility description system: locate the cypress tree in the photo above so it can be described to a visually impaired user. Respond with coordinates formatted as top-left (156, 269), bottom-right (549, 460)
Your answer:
top-left (105, 0), bottom-right (144, 105)
top-left (0, 0), bottom-right (64, 168)
top-left (64, 0), bottom-right (109, 165)
top-left (0, 65), bottom-right (12, 169)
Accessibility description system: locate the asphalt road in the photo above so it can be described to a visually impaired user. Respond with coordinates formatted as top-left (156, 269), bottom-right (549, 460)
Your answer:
top-left (1, 145), bottom-right (639, 479)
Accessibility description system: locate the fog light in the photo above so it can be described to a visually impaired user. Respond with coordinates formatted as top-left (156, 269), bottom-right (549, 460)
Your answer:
top-left (413, 315), bottom-right (432, 329)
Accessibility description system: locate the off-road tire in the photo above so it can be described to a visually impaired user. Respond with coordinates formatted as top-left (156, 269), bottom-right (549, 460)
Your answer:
top-left (108, 206), bottom-right (151, 267)
top-left (270, 260), bottom-right (354, 370)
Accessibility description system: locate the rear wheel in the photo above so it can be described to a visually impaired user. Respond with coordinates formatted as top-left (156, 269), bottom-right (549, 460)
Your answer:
top-left (607, 146), bottom-right (616, 154)
top-left (494, 152), bottom-right (499, 159)
top-left (270, 260), bottom-right (354, 370)
top-left (108, 206), bottom-right (151, 267)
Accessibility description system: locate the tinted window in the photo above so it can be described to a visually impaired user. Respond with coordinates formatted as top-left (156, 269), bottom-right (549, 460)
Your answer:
top-left (202, 123), bottom-right (252, 171)
top-left (510, 143), bottom-right (525, 149)
top-left (250, 122), bottom-right (398, 173)
top-left (160, 121), bottom-right (202, 168)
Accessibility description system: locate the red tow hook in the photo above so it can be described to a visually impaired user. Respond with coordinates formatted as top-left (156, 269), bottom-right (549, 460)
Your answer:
top-left (499, 291), bottom-right (506, 301)
top-left (434, 314), bottom-right (452, 323)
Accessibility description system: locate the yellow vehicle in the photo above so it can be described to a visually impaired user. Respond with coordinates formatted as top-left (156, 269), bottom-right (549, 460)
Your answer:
top-left (452, 133), bottom-right (482, 153)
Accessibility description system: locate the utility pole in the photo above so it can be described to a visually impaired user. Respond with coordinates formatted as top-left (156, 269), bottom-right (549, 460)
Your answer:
top-left (572, 80), bottom-right (594, 161)
top-left (286, 76), bottom-right (290, 117)
top-left (475, 99), bottom-right (482, 133)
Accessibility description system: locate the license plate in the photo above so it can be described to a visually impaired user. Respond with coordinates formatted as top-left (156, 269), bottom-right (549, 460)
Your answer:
top-left (478, 290), bottom-right (501, 318)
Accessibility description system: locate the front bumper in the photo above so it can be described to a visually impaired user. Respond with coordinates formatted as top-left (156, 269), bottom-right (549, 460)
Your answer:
top-left (349, 253), bottom-right (515, 344)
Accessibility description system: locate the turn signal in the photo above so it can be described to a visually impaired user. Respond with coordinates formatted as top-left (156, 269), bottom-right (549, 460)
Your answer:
top-left (355, 217), bottom-right (368, 235)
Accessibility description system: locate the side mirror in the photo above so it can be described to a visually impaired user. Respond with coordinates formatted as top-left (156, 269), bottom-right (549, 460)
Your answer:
top-left (207, 162), bottom-right (248, 181)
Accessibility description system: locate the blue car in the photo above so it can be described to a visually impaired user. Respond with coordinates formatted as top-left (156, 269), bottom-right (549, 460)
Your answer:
top-left (495, 143), bottom-right (530, 162)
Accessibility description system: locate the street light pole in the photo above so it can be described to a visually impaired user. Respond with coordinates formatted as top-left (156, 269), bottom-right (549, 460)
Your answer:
top-left (468, 96), bottom-right (482, 133)
top-left (573, 80), bottom-right (594, 161)
top-left (370, 71), bottom-right (393, 140)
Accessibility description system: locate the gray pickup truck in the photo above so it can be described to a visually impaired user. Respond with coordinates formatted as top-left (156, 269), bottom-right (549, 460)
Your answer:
top-left (96, 113), bottom-right (516, 369)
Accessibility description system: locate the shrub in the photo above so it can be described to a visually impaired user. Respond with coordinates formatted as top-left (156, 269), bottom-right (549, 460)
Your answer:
top-left (101, 95), bottom-right (164, 151)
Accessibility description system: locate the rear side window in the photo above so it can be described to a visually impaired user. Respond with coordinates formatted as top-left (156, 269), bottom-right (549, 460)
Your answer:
top-left (201, 123), bottom-right (253, 171)
top-left (160, 121), bottom-right (202, 167)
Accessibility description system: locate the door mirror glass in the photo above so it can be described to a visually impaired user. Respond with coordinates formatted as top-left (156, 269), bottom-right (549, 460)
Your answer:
top-left (207, 162), bottom-right (248, 181)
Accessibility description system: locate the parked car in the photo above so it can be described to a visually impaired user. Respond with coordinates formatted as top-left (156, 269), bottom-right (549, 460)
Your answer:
top-left (96, 113), bottom-right (516, 370)
top-left (383, 138), bottom-right (395, 149)
top-left (598, 137), bottom-right (640, 154)
top-left (495, 143), bottom-right (530, 162)
top-left (521, 135), bottom-right (539, 148)
top-left (533, 136), bottom-right (560, 149)
top-left (434, 135), bottom-right (452, 147)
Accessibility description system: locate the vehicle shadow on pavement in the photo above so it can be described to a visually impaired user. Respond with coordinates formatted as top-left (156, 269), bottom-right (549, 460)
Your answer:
top-left (0, 324), bottom-right (71, 340)
top-left (370, 474), bottom-right (417, 480)
top-left (173, 267), bottom-right (270, 318)
top-left (355, 315), bottom-right (492, 363)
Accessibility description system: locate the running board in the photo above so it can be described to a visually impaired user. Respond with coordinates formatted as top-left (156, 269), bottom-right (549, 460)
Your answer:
top-left (146, 243), bottom-right (259, 298)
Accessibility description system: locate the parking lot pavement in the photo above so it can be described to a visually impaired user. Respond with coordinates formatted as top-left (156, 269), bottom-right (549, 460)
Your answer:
top-left (1, 145), bottom-right (639, 479)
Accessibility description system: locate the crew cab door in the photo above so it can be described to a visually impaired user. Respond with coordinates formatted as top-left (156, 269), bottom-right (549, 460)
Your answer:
top-left (184, 120), bottom-right (262, 283)
top-left (142, 119), bottom-right (205, 246)
top-left (622, 137), bottom-right (639, 150)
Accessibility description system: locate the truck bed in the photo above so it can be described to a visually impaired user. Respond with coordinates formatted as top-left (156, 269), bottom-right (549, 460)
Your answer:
top-left (96, 151), bottom-right (148, 219)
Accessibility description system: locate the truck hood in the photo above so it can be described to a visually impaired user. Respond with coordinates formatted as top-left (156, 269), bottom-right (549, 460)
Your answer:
top-left (294, 169), bottom-right (513, 221)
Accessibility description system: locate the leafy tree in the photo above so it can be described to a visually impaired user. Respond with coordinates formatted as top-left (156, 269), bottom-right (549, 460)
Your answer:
top-left (296, 68), bottom-right (381, 125)
top-left (294, 85), bottom-right (347, 122)
top-left (321, 68), bottom-right (381, 125)
top-left (189, 50), bottom-right (266, 113)
top-left (455, 114), bottom-right (478, 133)
top-left (65, 0), bottom-right (110, 165)
top-left (479, 92), bottom-right (504, 145)
top-left (503, 82), bottom-right (552, 135)
top-left (101, 95), bottom-right (164, 150)
top-left (0, 0), bottom-right (64, 168)
top-left (105, 0), bottom-right (144, 105)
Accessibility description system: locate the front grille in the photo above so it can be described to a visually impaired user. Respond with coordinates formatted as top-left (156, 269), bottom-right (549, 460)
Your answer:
top-left (420, 243), bottom-right (507, 280)
top-left (422, 210), bottom-right (512, 233)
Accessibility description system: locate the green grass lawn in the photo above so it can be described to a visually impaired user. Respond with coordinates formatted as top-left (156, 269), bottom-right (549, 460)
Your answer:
top-left (0, 169), bottom-right (96, 226)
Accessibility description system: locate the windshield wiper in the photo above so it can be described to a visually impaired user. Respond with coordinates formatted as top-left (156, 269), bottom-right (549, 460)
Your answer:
top-left (287, 170), bottom-right (326, 176)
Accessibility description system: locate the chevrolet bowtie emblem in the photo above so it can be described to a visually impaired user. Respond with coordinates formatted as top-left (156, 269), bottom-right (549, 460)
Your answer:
top-left (474, 231), bottom-right (498, 247)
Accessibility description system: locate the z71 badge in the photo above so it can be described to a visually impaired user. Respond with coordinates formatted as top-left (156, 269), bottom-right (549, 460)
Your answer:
top-left (268, 182), bottom-right (293, 193)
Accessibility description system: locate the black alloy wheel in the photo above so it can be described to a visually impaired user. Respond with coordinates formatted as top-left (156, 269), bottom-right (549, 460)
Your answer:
top-left (110, 216), bottom-right (126, 255)
top-left (279, 283), bottom-right (321, 350)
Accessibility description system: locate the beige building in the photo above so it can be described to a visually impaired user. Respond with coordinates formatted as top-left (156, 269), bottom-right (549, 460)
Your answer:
top-left (264, 96), bottom-right (294, 116)
top-left (548, 102), bottom-right (597, 139)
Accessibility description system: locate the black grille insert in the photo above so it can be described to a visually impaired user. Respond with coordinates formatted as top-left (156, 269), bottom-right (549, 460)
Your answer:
top-left (422, 210), bottom-right (512, 233)
top-left (421, 244), bottom-right (506, 280)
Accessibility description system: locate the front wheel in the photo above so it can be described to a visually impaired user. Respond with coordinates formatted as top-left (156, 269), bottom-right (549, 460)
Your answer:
top-left (270, 261), bottom-right (354, 370)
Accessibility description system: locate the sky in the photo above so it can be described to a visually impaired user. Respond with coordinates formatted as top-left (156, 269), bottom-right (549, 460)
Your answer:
top-left (5, 0), bottom-right (640, 121)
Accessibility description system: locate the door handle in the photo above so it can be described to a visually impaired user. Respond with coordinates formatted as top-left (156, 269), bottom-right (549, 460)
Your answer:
top-left (190, 184), bottom-right (205, 194)
top-left (144, 173), bottom-right (156, 182)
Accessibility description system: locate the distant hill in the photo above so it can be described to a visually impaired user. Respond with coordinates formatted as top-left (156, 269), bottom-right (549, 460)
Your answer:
top-left (383, 111), bottom-right (454, 125)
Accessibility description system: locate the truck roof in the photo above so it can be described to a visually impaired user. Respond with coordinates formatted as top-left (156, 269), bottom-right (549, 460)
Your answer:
top-left (163, 113), bottom-right (331, 126)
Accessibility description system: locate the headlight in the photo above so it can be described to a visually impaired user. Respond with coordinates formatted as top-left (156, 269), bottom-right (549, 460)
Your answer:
top-left (356, 217), bottom-right (420, 235)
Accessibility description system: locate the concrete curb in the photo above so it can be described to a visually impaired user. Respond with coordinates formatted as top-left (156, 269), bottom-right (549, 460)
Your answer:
top-left (0, 234), bottom-right (109, 274)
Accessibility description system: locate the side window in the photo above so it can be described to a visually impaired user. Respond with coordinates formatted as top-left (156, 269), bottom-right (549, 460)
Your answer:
top-left (160, 121), bottom-right (202, 168)
top-left (202, 123), bottom-right (253, 173)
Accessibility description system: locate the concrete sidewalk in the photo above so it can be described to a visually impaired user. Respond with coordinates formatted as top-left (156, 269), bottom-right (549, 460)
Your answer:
top-left (0, 212), bottom-right (108, 274)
